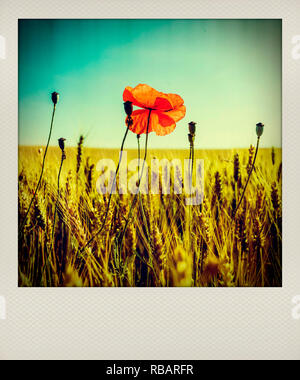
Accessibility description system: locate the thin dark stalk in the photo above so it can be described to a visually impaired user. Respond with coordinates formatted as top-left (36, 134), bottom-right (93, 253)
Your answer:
top-left (52, 152), bottom-right (64, 244)
top-left (188, 145), bottom-right (192, 193)
top-left (190, 145), bottom-right (195, 196)
top-left (41, 150), bottom-right (65, 282)
top-left (191, 145), bottom-right (195, 185)
top-left (188, 138), bottom-right (195, 198)
top-left (191, 144), bottom-right (196, 282)
top-left (137, 135), bottom-right (141, 179)
top-left (19, 105), bottom-right (56, 235)
top-left (234, 137), bottom-right (260, 218)
top-left (118, 110), bottom-right (152, 254)
top-left (79, 125), bottom-right (130, 253)
top-left (137, 135), bottom-right (152, 254)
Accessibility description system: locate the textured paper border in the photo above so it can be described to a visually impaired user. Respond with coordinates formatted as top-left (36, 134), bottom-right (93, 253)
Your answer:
top-left (0, 0), bottom-right (299, 360)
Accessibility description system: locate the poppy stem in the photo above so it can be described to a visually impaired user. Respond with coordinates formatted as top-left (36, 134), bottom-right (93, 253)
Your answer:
top-left (19, 104), bottom-right (57, 236)
top-left (119, 110), bottom-right (152, 255)
top-left (41, 149), bottom-right (65, 281)
top-left (234, 136), bottom-right (261, 219)
top-left (188, 145), bottom-right (192, 187)
top-left (79, 125), bottom-right (130, 254)
top-left (187, 136), bottom-right (195, 281)
top-left (137, 135), bottom-right (141, 179)
top-left (189, 138), bottom-right (195, 196)
top-left (192, 145), bottom-right (195, 184)
top-left (52, 150), bottom-right (65, 244)
top-left (137, 135), bottom-right (153, 255)
top-left (191, 143), bottom-right (195, 271)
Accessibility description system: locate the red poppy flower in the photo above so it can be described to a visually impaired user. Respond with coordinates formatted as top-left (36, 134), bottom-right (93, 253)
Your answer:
top-left (123, 84), bottom-right (186, 136)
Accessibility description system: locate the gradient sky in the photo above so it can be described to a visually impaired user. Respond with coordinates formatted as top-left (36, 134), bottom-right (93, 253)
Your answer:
top-left (19, 19), bottom-right (282, 149)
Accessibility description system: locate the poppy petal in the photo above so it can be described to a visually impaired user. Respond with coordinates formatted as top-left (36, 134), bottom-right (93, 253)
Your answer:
top-left (127, 109), bottom-right (153, 135)
top-left (151, 112), bottom-right (176, 136)
top-left (155, 124), bottom-right (176, 136)
top-left (123, 88), bottom-right (146, 109)
top-left (166, 93), bottom-right (185, 109)
top-left (164, 105), bottom-right (186, 122)
top-left (153, 97), bottom-right (173, 111)
top-left (123, 84), bottom-right (160, 109)
top-left (124, 84), bottom-right (173, 110)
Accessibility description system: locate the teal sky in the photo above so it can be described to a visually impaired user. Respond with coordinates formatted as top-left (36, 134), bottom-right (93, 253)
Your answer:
top-left (19, 19), bottom-right (282, 149)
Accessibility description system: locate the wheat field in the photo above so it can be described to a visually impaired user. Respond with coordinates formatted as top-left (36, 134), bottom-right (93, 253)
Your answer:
top-left (18, 143), bottom-right (282, 287)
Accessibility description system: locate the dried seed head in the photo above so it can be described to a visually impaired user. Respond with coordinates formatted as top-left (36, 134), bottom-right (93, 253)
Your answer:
top-left (214, 171), bottom-right (223, 205)
top-left (77, 135), bottom-right (84, 174)
top-left (247, 145), bottom-right (255, 175)
top-left (271, 182), bottom-right (280, 212)
top-left (256, 122), bottom-right (264, 138)
top-left (58, 138), bottom-right (66, 160)
top-left (188, 121), bottom-right (196, 135)
top-left (58, 138), bottom-right (66, 152)
top-left (124, 101), bottom-right (133, 117)
top-left (234, 153), bottom-right (241, 183)
top-left (126, 116), bottom-right (133, 127)
top-left (271, 147), bottom-right (276, 165)
top-left (51, 92), bottom-right (59, 105)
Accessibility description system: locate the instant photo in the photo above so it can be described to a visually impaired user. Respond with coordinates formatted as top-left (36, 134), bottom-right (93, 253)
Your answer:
top-left (18, 19), bottom-right (282, 287)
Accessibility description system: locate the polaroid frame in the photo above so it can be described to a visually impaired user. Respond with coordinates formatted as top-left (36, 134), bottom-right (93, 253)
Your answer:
top-left (0, 0), bottom-right (300, 360)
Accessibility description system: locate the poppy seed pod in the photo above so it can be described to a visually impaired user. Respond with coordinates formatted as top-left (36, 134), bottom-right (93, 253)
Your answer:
top-left (188, 121), bottom-right (196, 135)
top-left (126, 116), bottom-right (133, 127)
top-left (256, 122), bottom-right (264, 138)
top-left (52, 92), bottom-right (59, 105)
top-left (124, 101), bottom-right (133, 117)
top-left (58, 138), bottom-right (66, 152)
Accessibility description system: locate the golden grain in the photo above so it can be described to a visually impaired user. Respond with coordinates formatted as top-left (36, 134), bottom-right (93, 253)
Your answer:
top-left (18, 146), bottom-right (282, 287)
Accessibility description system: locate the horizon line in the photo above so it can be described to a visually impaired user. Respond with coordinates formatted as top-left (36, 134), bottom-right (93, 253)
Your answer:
top-left (19, 145), bottom-right (282, 150)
